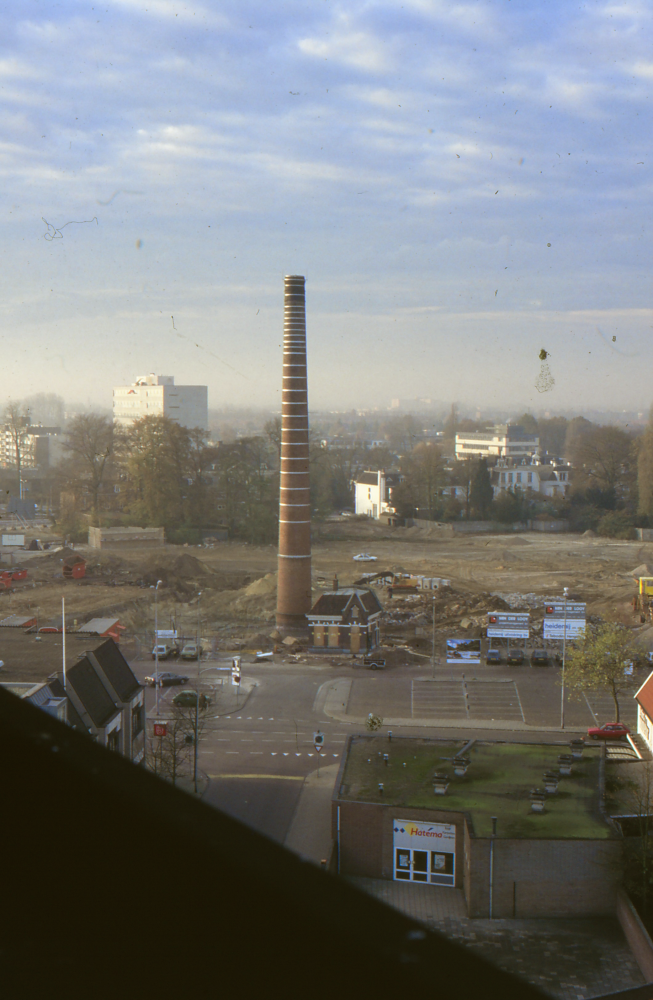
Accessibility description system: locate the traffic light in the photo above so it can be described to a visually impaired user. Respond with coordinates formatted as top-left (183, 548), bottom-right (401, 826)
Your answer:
top-left (232, 656), bottom-right (241, 685)
top-left (314, 731), bottom-right (324, 751)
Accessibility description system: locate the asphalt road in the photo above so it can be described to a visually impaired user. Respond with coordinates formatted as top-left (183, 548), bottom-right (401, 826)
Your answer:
top-left (129, 655), bottom-right (644, 844)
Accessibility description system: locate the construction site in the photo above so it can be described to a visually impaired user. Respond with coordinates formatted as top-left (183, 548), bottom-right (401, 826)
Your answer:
top-left (2, 516), bottom-right (653, 661)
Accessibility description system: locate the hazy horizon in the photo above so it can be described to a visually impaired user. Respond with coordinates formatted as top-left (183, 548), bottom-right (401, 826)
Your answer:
top-left (2, 1), bottom-right (651, 412)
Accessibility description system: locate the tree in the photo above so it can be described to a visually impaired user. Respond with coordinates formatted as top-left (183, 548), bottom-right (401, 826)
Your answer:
top-left (571, 425), bottom-right (634, 501)
top-left (538, 416), bottom-right (568, 458)
top-left (399, 443), bottom-right (445, 520)
top-left (63, 414), bottom-right (115, 526)
top-left (3, 401), bottom-right (31, 496)
top-left (515, 412), bottom-right (538, 434)
top-left (492, 488), bottom-right (524, 524)
top-left (638, 408), bottom-right (653, 520)
top-left (469, 459), bottom-right (493, 519)
top-left (22, 392), bottom-right (65, 427)
top-left (564, 622), bottom-right (639, 722)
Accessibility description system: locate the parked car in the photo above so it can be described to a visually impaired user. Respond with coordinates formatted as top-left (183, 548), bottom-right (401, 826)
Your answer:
top-left (363, 656), bottom-right (386, 670)
top-left (506, 649), bottom-right (524, 665)
top-left (486, 649), bottom-right (502, 664)
top-left (530, 649), bottom-right (549, 666)
top-left (172, 689), bottom-right (211, 709)
top-left (144, 672), bottom-right (190, 687)
top-left (150, 644), bottom-right (178, 660)
top-left (352, 553), bottom-right (377, 562)
top-left (588, 722), bottom-right (630, 741)
top-left (180, 643), bottom-right (200, 660)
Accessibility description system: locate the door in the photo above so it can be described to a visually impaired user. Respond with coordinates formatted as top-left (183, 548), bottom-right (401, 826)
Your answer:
top-left (350, 625), bottom-right (360, 653)
top-left (394, 848), bottom-right (428, 882)
top-left (313, 624), bottom-right (325, 647)
top-left (328, 625), bottom-right (340, 648)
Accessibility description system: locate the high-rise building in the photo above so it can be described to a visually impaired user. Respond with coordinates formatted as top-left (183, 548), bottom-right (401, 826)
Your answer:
top-left (112, 374), bottom-right (208, 430)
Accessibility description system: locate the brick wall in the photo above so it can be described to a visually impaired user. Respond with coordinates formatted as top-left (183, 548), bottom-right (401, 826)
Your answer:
top-left (334, 795), bottom-right (622, 918)
top-left (466, 836), bottom-right (622, 918)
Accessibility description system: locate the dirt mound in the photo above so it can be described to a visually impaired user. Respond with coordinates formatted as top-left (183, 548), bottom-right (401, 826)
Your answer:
top-left (630, 563), bottom-right (652, 578)
top-left (170, 553), bottom-right (211, 577)
top-left (583, 529), bottom-right (597, 538)
top-left (244, 573), bottom-right (277, 596)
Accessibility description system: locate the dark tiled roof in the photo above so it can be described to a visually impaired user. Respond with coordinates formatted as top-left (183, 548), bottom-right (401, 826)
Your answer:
top-left (310, 588), bottom-right (383, 619)
top-left (92, 639), bottom-right (141, 701)
top-left (47, 674), bottom-right (88, 732)
top-left (66, 657), bottom-right (118, 728)
top-left (356, 473), bottom-right (380, 486)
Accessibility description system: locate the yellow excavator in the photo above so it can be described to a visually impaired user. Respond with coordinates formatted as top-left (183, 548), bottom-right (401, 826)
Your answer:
top-left (634, 577), bottom-right (653, 620)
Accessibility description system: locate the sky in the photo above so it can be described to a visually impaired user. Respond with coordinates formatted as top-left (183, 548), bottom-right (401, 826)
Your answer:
top-left (1, 0), bottom-right (652, 414)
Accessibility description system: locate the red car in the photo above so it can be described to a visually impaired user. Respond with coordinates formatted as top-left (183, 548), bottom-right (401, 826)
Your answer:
top-left (587, 722), bottom-right (630, 741)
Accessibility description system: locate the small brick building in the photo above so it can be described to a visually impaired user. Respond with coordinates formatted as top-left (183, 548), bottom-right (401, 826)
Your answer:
top-left (307, 587), bottom-right (382, 654)
top-left (333, 736), bottom-right (621, 919)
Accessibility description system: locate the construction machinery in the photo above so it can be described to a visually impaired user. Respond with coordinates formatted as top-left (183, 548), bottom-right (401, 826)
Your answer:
top-left (634, 577), bottom-right (653, 620)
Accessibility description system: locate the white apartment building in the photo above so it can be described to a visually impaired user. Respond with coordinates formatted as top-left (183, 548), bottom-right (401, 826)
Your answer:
top-left (113, 374), bottom-right (208, 430)
top-left (491, 462), bottom-right (570, 498)
top-left (455, 424), bottom-right (539, 461)
top-left (0, 425), bottom-right (62, 469)
top-left (354, 470), bottom-right (401, 518)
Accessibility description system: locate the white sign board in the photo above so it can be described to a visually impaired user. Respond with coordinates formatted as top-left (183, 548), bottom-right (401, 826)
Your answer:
top-left (393, 819), bottom-right (456, 886)
top-left (2, 535), bottom-right (24, 547)
top-left (544, 603), bottom-right (586, 618)
top-left (543, 621), bottom-right (586, 638)
top-left (156, 629), bottom-right (177, 638)
top-left (446, 639), bottom-right (481, 664)
top-left (487, 613), bottom-right (530, 639)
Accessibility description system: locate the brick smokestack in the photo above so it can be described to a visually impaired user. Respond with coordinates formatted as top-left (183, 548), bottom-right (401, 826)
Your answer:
top-left (276, 275), bottom-right (312, 634)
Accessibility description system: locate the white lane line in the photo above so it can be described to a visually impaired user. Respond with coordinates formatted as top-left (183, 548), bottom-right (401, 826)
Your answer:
top-left (226, 751), bottom-right (239, 754)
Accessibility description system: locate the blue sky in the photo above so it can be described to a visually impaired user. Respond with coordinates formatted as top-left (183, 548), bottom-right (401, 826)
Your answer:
top-left (1, 0), bottom-right (652, 413)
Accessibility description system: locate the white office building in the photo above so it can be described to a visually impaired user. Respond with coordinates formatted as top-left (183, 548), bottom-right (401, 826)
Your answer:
top-left (113, 375), bottom-right (208, 430)
top-left (455, 424), bottom-right (539, 461)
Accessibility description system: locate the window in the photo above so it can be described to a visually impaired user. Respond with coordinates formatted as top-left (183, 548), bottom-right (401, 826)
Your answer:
top-left (132, 704), bottom-right (143, 738)
top-left (106, 728), bottom-right (121, 753)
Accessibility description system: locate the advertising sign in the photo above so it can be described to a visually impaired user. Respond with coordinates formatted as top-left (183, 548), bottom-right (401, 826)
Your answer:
top-left (393, 819), bottom-right (456, 886)
top-left (156, 629), bottom-right (177, 639)
top-left (543, 621), bottom-right (586, 638)
top-left (486, 613), bottom-right (530, 639)
top-left (544, 603), bottom-right (586, 618)
top-left (446, 638), bottom-right (481, 664)
top-left (153, 722), bottom-right (167, 737)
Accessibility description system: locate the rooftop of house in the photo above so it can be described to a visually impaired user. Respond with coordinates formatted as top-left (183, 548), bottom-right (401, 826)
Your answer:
top-left (309, 588), bottom-right (383, 618)
top-left (337, 737), bottom-right (611, 840)
top-left (0, 629), bottom-right (112, 683)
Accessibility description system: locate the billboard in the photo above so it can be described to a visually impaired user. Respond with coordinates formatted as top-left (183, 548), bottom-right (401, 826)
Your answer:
top-left (2, 535), bottom-right (24, 547)
top-left (486, 612), bottom-right (530, 639)
top-left (543, 602), bottom-right (586, 639)
top-left (446, 638), bottom-right (481, 664)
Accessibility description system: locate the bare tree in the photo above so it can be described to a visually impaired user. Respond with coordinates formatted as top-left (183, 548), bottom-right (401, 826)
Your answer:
top-left (63, 414), bottom-right (115, 526)
top-left (4, 401), bottom-right (31, 497)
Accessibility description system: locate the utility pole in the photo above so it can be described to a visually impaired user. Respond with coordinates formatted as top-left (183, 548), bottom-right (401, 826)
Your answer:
top-left (154, 579), bottom-right (163, 718)
top-left (193, 591), bottom-right (202, 795)
top-left (431, 595), bottom-right (436, 680)
top-left (560, 586), bottom-right (569, 730)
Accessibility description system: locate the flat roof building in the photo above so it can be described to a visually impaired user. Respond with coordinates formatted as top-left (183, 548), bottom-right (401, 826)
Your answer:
top-left (113, 374), bottom-right (208, 431)
top-left (333, 735), bottom-right (620, 919)
top-left (455, 424), bottom-right (539, 461)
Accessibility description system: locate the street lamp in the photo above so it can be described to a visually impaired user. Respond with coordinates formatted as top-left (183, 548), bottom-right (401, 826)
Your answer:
top-left (560, 586), bottom-right (569, 729)
top-left (431, 595), bottom-right (437, 681)
top-left (154, 579), bottom-right (163, 718)
top-left (193, 591), bottom-right (203, 794)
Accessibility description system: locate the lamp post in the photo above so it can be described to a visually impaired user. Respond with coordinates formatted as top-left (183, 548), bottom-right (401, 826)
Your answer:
top-left (193, 591), bottom-right (202, 794)
top-left (154, 579), bottom-right (163, 718)
top-left (560, 586), bottom-right (569, 730)
top-left (431, 595), bottom-right (436, 681)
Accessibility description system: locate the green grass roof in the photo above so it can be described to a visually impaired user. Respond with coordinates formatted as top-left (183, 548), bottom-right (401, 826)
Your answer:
top-left (339, 737), bottom-right (611, 840)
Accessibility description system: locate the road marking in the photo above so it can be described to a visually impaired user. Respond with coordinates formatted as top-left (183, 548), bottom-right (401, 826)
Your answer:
top-left (283, 753), bottom-right (289, 756)
top-left (226, 751), bottom-right (239, 754)
top-left (250, 752), bottom-right (263, 754)
top-left (208, 774), bottom-right (304, 780)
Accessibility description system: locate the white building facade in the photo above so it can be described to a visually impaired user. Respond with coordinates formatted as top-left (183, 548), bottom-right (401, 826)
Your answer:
top-left (455, 424), bottom-right (539, 461)
top-left (113, 374), bottom-right (208, 430)
top-left (491, 463), bottom-right (570, 498)
top-left (354, 470), bottom-right (400, 518)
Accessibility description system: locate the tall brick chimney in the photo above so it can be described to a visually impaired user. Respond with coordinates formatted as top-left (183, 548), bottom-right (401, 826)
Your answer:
top-left (276, 275), bottom-right (312, 635)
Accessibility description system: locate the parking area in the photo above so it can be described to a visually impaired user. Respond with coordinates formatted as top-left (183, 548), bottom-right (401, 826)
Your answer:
top-left (347, 668), bottom-right (641, 730)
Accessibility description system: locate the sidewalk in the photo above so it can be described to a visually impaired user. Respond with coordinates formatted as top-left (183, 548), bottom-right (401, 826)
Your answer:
top-left (283, 762), bottom-right (339, 865)
top-left (321, 679), bottom-right (587, 733)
